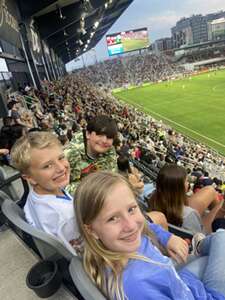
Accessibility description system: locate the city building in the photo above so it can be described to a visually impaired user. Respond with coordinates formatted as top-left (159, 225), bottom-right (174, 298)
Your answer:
top-left (153, 37), bottom-right (172, 52)
top-left (171, 11), bottom-right (225, 48)
top-left (208, 17), bottom-right (225, 41)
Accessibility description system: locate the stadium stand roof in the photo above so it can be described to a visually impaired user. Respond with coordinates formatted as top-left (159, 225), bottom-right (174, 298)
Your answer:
top-left (174, 38), bottom-right (225, 51)
top-left (190, 56), bottom-right (225, 66)
top-left (17, 0), bottom-right (134, 64)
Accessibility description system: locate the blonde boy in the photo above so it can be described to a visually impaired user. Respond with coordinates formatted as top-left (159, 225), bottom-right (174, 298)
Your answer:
top-left (11, 131), bottom-right (81, 249)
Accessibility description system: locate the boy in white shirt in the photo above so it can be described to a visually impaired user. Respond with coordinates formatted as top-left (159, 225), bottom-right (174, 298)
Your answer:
top-left (11, 131), bottom-right (81, 252)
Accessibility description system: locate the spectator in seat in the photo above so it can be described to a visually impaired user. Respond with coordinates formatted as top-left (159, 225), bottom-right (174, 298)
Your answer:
top-left (65, 115), bottom-right (118, 194)
top-left (117, 155), bottom-right (154, 198)
top-left (148, 164), bottom-right (224, 234)
top-left (10, 131), bottom-right (81, 251)
top-left (74, 171), bottom-right (225, 300)
top-left (117, 155), bottom-right (167, 230)
top-left (7, 100), bottom-right (23, 126)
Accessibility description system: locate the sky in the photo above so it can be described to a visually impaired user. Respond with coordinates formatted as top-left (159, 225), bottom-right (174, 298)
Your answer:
top-left (66, 0), bottom-right (225, 71)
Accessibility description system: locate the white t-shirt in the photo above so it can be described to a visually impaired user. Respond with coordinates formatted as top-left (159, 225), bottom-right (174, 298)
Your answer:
top-left (182, 205), bottom-right (204, 234)
top-left (24, 188), bottom-right (81, 251)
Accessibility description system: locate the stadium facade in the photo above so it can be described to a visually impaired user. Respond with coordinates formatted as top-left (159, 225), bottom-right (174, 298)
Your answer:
top-left (208, 17), bottom-right (225, 41)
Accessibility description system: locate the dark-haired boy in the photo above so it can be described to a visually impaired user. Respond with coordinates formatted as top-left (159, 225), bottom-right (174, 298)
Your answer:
top-left (65, 115), bottom-right (118, 194)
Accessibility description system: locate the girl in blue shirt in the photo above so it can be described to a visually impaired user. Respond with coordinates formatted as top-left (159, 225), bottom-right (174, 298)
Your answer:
top-left (74, 171), bottom-right (225, 300)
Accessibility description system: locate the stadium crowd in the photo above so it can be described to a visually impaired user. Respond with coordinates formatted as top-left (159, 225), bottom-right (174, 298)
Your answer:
top-left (1, 54), bottom-right (225, 185)
top-left (73, 52), bottom-right (184, 89)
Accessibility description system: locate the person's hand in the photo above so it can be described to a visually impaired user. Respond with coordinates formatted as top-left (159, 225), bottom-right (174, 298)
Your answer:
top-left (128, 174), bottom-right (144, 190)
top-left (167, 235), bottom-right (189, 264)
top-left (131, 166), bottom-right (139, 176)
top-left (0, 148), bottom-right (9, 156)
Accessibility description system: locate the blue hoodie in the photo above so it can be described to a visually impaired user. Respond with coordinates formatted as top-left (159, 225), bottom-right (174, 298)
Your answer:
top-left (122, 223), bottom-right (225, 300)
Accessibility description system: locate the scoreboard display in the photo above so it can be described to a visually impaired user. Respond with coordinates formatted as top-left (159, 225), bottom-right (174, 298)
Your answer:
top-left (106, 27), bottom-right (149, 56)
top-left (106, 34), bottom-right (122, 46)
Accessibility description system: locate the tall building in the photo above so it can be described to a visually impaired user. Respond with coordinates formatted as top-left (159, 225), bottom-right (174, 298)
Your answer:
top-left (153, 37), bottom-right (172, 52)
top-left (208, 18), bottom-right (225, 41)
top-left (171, 11), bottom-right (225, 48)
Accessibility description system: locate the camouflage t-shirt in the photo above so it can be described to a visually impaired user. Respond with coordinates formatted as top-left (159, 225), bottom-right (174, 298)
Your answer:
top-left (65, 131), bottom-right (117, 194)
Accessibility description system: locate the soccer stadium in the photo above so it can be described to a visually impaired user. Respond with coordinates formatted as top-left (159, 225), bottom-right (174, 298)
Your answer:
top-left (0, 1), bottom-right (225, 299)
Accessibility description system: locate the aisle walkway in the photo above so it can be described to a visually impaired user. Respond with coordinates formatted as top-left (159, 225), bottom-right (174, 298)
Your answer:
top-left (0, 229), bottom-right (77, 300)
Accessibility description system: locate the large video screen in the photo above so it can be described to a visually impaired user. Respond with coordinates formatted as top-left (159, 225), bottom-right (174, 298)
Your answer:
top-left (106, 27), bottom-right (149, 56)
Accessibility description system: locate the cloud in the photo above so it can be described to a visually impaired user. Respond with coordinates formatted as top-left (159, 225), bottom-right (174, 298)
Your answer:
top-left (144, 11), bottom-right (181, 39)
top-left (143, 1), bottom-right (225, 40)
top-left (105, 0), bottom-right (225, 41)
top-left (146, 11), bottom-right (180, 29)
top-left (185, 0), bottom-right (225, 15)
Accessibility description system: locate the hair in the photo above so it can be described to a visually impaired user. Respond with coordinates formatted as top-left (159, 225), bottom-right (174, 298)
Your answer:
top-left (58, 134), bottom-right (68, 145)
top-left (86, 115), bottom-right (118, 140)
top-left (7, 100), bottom-right (17, 110)
top-left (10, 131), bottom-right (61, 174)
top-left (148, 164), bottom-right (187, 226)
top-left (3, 117), bottom-right (13, 126)
top-left (117, 155), bottom-right (132, 174)
top-left (74, 171), bottom-right (164, 300)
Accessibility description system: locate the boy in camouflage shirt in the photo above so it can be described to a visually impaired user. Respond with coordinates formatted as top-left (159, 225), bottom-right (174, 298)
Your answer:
top-left (65, 115), bottom-right (118, 194)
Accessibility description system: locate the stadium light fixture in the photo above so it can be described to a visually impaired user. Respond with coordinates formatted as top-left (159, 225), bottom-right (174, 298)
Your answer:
top-left (57, 5), bottom-right (66, 20)
top-left (94, 21), bottom-right (99, 29)
top-left (80, 17), bottom-right (85, 28)
top-left (81, 28), bottom-right (87, 35)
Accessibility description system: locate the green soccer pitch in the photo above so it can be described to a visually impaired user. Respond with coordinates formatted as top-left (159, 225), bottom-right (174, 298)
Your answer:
top-left (113, 69), bottom-right (225, 156)
top-left (122, 38), bottom-right (149, 52)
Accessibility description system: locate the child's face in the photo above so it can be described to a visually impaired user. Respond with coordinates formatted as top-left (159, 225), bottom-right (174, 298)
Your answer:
top-left (24, 144), bottom-right (70, 195)
top-left (88, 182), bottom-right (145, 254)
top-left (86, 131), bottom-right (113, 155)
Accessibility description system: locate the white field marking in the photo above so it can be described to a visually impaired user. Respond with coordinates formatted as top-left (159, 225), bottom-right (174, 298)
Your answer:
top-left (211, 82), bottom-right (225, 92)
top-left (118, 96), bottom-right (225, 149)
